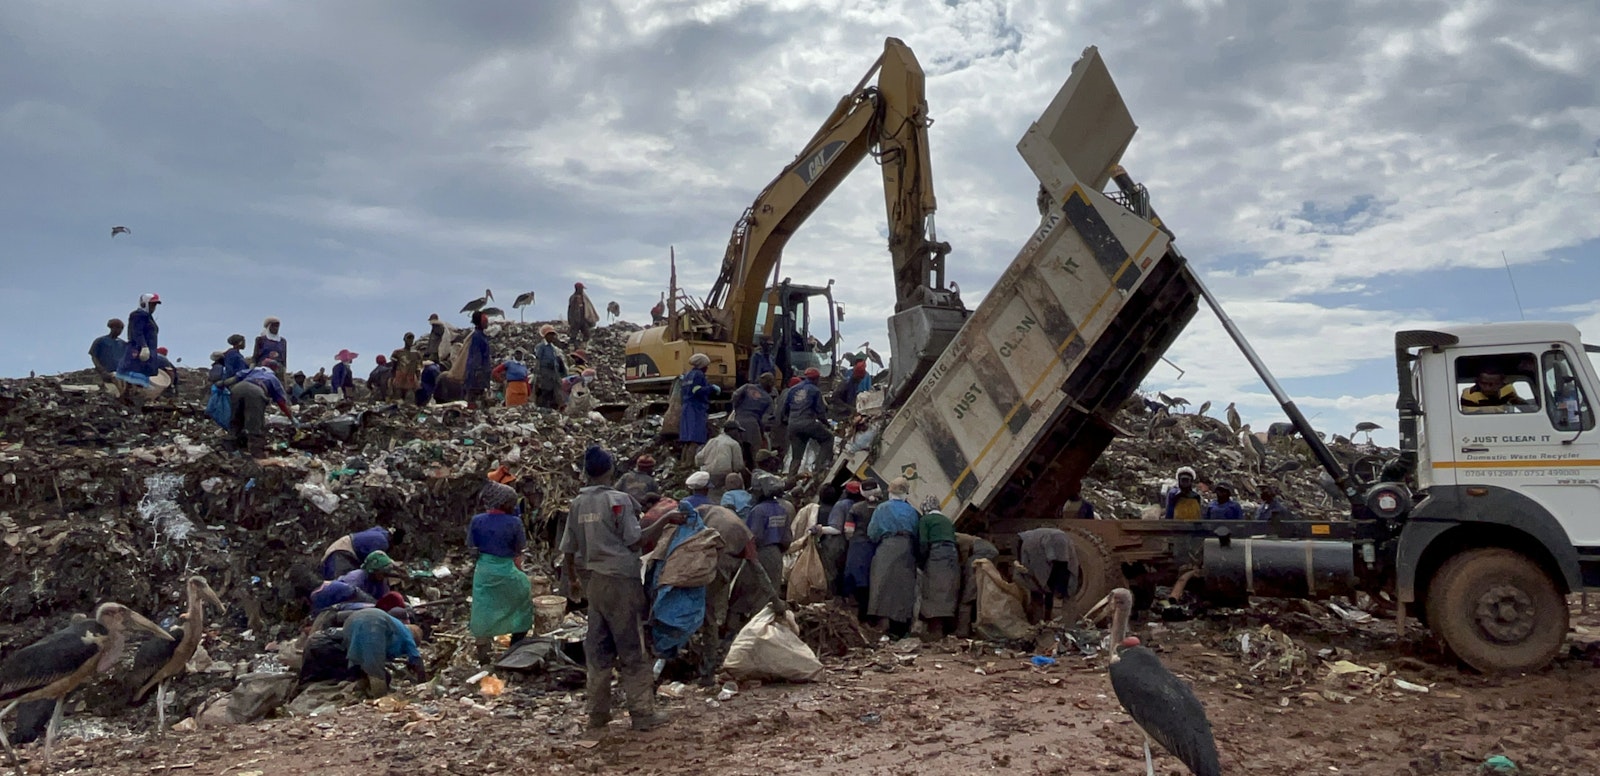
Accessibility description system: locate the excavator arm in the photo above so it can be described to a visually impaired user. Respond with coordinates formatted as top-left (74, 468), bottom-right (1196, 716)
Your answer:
top-left (702, 37), bottom-right (958, 356)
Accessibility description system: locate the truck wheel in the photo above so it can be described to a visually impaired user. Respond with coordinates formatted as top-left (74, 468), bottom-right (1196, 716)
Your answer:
top-left (1425, 548), bottom-right (1566, 673)
top-left (1060, 527), bottom-right (1127, 622)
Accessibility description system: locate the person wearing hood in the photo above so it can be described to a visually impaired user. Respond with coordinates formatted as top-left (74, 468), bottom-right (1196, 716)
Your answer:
top-left (917, 497), bottom-right (960, 637)
top-left (252, 317), bottom-right (287, 372)
top-left (533, 325), bottom-right (569, 409)
top-left (560, 445), bottom-right (677, 732)
top-left (88, 318), bottom-right (127, 384)
top-left (678, 353), bottom-right (718, 464)
top-left (866, 477), bottom-right (920, 639)
top-left (469, 480), bottom-right (534, 664)
top-left (424, 314), bottom-right (450, 361)
top-left (695, 420), bottom-right (746, 500)
top-left (218, 359), bottom-right (296, 455)
top-left (321, 526), bottom-right (395, 579)
top-left (731, 373), bottom-right (774, 466)
top-left (331, 350), bottom-right (359, 400)
top-left (464, 311), bottom-right (494, 409)
top-left (366, 355), bottom-right (393, 399)
top-left (567, 282), bottom-right (598, 344)
top-left (1163, 466), bottom-right (1205, 521)
top-left (114, 293), bottom-right (162, 396)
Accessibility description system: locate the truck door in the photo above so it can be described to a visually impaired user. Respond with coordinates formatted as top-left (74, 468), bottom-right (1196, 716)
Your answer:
top-left (1445, 345), bottom-right (1600, 545)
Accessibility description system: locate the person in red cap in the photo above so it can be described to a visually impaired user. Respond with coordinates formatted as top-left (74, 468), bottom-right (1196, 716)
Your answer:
top-left (114, 293), bottom-right (162, 402)
top-left (781, 367), bottom-right (833, 475)
top-left (366, 354), bottom-right (393, 399)
top-left (616, 455), bottom-right (659, 503)
top-left (567, 281), bottom-right (598, 345)
top-left (331, 349), bottom-right (359, 400)
top-left (151, 346), bottom-right (180, 396)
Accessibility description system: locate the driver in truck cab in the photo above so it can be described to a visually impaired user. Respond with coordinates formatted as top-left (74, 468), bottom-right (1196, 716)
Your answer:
top-left (1460, 366), bottom-right (1529, 413)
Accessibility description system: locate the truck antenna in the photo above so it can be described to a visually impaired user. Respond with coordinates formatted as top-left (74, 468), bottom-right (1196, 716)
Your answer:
top-left (1501, 250), bottom-right (1526, 321)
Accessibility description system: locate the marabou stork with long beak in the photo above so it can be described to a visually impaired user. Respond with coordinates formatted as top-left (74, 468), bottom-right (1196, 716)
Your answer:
top-left (128, 577), bottom-right (226, 731)
top-left (460, 289), bottom-right (494, 315)
top-left (1106, 588), bottom-right (1221, 776)
top-left (0, 602), bottom-right (172, 770)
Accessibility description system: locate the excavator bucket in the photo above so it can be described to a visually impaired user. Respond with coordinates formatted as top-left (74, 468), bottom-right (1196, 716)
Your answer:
top-left (1017, 46), bottom-right (1137, 194)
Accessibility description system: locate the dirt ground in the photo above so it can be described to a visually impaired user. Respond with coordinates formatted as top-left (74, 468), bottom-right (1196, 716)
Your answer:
top-left (22, 598), bottom-right (1600, 776)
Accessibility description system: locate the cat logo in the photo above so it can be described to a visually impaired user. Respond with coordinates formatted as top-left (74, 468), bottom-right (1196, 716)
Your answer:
top-left (794, 140), bottom-right (846, 186)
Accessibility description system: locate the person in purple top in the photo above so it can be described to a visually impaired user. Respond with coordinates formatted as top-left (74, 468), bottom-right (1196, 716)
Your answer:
top-left (321, 526), bottom-right (394, 579)
top-left (218, 360), bottom-right (296, 455)
top-left (331, 350), bottom-right (359, 399)
top-left (745, 481), bottom-right (792, 595)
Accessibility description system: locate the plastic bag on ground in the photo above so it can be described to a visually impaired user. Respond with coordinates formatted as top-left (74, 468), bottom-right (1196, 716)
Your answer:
top-left (973, 558), bottom-right (1032, 641)
top-left (785, 535), bottom-right (830, 606)
top-left (723, 604), bottom-right (824, 683)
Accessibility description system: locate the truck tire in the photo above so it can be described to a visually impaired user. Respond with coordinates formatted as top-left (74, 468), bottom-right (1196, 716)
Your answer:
top-left (1424, 548), bottom-right (1566, 673)
top-left (1060, 527), bottom-right (1127, 622)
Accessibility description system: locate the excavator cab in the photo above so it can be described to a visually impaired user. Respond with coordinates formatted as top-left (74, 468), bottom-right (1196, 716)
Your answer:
top-left (756, 280), bottom-right (840, 382)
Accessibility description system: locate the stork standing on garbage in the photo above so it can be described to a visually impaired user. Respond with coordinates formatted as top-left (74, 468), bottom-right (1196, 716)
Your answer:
top-left (0, 603), bottom-right (172, 771)
top-left (127, 577), bottom-right (226, 732)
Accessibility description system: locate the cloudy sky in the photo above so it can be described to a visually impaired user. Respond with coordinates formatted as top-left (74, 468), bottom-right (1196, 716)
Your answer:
top-left (4, 1), bottom-right (1598, 445)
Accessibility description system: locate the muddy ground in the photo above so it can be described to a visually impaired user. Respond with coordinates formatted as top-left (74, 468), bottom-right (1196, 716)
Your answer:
top-left (27, 599), bottom-right (1600, 776)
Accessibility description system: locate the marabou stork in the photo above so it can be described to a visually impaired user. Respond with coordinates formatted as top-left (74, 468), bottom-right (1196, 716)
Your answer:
top-left (110, 226), bottom-right (131, 238)
top-left (511, 291), bottom-right (536, 322)
top-left (1224, 402), bottom-right (1241, 434)
top-left (1195, 400), bottom-right (1211, 417)
top-left (459, 289), bottom-right (494, 315)
top-left (479, 307), bottom-right (506, 321)
top-left (1106, 588), bottom-right (1221, 776)
top-left (1238, 425), bottom-right (1262, 473)
top-left (0, 603), bottom-right (171, 770)
top-left (127, 577), bottom-right (226, 731)
top-left (606, 301), bottom-right (621, 321)
top-left (1353, 421), bottom-right (1381, 444)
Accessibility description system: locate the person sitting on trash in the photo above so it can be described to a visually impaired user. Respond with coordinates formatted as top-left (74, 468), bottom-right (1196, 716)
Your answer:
top-left (88, 318), bottom-right (127, 385)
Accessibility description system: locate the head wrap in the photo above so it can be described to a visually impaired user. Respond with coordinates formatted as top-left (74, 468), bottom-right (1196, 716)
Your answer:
top-left (920, 496), bottom-right (942, 514)
top-left (635, 454), bottom-right (656, 471)
top-left (583, 445), bottom-right (614, 478)
top-left (362, 551), bottom-right (394, 574)
top-left (156, 347), bottom-right (168, 356)
top-left (259, 317), bottom-right (282, 342)
top-left (375, 591), bottom-right (406, 613)
top-left (480, 480), bottom-right (519, 511)
top-left (844, 480), bottom-right (862, 495)
top-left (575, 282), bottom-right (585, 290)
top-left (853, 360), bottom-right (867, 379)
top-left (724, 472), bottom-right (745, 491)
top-left (686, 471), bottom-right (711, 489)
top-left (1176, 466), bottom-right (1196, 481)
top-left (375, 354), bottom-right (387, 365)
top-left (689, 353), bottom-right (711, 368)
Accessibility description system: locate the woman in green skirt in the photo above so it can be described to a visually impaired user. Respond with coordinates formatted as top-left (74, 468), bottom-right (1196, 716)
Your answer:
top-left (469, 481), bottom-right (534, 663)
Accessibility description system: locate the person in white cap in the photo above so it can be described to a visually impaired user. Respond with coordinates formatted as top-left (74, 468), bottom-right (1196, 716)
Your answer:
top-left (681, 471), bottom-right (713, 511)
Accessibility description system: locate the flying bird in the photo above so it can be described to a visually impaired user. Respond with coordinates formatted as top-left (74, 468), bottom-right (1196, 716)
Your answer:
top-left (0, 602), bottom-right (172, 770)
top-left (127, 577), bottom-right (225, 732)
top-left (1106, 588), bottom-right (1221, 776)
top-left (606, 301), bottom-right (621, 321)
top-left (460, 289), bottom-right (494, 315)
top-left (511, 291), bottom-right (536, 322)
top-left (111, 226), bottom-right (131, 237)
top-left (1224, 402), bottom-right (1241, 434)
top-left (1195, 400), bottom-right (1211, 417)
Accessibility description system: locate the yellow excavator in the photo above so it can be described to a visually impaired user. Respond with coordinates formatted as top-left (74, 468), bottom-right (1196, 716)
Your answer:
top-left (624, 37), bottom-right (969, 397)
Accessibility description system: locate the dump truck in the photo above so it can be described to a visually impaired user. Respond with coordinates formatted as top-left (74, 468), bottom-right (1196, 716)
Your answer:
top-left (834, 46), bottom-right (1598, 673)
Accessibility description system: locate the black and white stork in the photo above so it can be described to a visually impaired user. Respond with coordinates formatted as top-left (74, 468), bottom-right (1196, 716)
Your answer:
top-left (511, 291), bottom-right (536, 322)
top-left (1106, 587), bottom-right (1221, 776)
top-left (605, 301), bottom-right (621, 321)
top-left (127, 577), bottom-right (226, 731)
top-left (459, 289), bottom-right (494, 315)
top-left (0, 602), bottom-right (171, 770)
